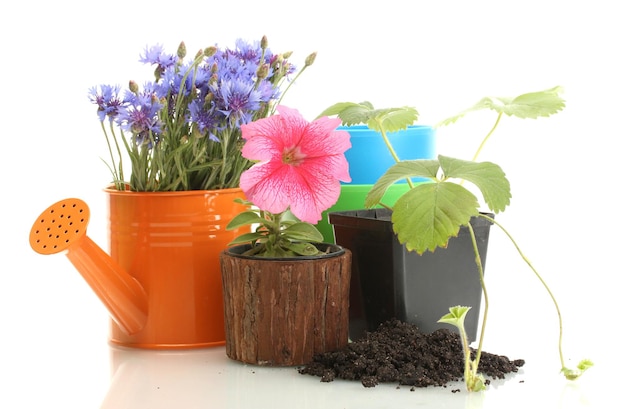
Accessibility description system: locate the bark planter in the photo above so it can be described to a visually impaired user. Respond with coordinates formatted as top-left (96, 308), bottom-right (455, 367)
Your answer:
top-left (328, 208), bottom-right (493, 343)
top-left (220, 243), bottom-right (351, 366)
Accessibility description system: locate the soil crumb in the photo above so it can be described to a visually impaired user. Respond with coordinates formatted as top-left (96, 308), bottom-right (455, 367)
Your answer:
top-left (298, 319), bottom-right (524, 388)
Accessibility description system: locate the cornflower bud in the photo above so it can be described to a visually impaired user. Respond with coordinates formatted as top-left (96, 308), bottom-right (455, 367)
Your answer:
top-left (205, 46), bottom-right (217, 57)
top-left (129, 80), bottom-right (139, 94)
top-left (204, 92), bottom-right (214, 108)
top-left (154, 65), bottom-right (164, 81)
top-left (273, 54), bottom-right (283, 69)
top-left (305, 52), bottom-right (317, 67)
top-left (177, 42), bottom-right (186, 59)
top-left (191, 126), bottom-right (204, 140)
top-left (282, 51), bottom-right (293, 59)
top-left (261, 35), bottom-right (268, 50)
top-left (257, 63), bottom-right (269, 80)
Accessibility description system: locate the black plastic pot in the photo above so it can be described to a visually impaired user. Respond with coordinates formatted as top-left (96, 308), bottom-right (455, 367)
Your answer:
top-left (329, 208), bottom-right (494, 342)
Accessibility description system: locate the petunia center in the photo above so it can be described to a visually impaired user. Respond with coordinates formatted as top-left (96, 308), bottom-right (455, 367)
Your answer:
top-left (282, 145), bottom-right (306, 166)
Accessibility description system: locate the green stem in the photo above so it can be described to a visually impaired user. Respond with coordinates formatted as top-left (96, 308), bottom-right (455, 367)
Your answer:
top-left (274, 63), bottom-right (311, 112)
top-left (375, 118), bottom-right (414, 188)
top-left (457, 316), bottom-right (472, 386)
top-left (467, 223), bottom-right (488, 390)
top-left (479, 214), bottom-right (565, 370)
top-left (101, 120), bottom-right (125, 190)
top-left (472, 112), bottom-right (502, 162)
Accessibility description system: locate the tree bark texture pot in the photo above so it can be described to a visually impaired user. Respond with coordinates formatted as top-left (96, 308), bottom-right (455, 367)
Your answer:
top-left (329, 208), bottom-right (493, 343)
top-left (220, 244), bottom-right (351, 366)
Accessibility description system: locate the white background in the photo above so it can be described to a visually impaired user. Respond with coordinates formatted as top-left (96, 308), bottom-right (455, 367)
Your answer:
top-left (1, 1), bottom-right (623, 407)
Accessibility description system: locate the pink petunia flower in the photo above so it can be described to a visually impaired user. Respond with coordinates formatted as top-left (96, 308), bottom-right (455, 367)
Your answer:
top-left (239, 105), bottom-right (351, 223)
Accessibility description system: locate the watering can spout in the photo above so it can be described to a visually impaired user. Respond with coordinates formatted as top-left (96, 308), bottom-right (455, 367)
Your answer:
top-left (29, 198), bottom-right (148, 335)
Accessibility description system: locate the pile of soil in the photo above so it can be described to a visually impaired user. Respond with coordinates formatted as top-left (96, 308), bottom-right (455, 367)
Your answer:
top-left (299, 319), bottom-right (524, 389)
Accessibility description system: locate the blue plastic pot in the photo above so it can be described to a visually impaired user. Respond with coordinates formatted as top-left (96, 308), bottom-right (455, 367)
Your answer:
top-left (317, 125), bottom-right (437, 242)
top-left (341, 125), bottom-right (436, 185)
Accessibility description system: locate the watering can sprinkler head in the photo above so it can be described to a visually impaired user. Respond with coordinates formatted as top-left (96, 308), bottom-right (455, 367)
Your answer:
top-left (30, 198), bottom-right (90, 255)
top-left (29, 198), bottom-right (148, 336)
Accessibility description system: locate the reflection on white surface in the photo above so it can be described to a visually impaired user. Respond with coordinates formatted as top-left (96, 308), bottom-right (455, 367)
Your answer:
top-left (98, 343), bottom-right (609, 409)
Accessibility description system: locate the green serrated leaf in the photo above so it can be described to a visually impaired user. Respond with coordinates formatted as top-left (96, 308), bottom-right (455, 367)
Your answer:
top-left (436, 85), bottom-right (565, 127)
top-left (317, 102), bottom-right (418, 134)
top-left (438, 306), bottom-right (471, 327)
top-left (506, 85), bottom-right (566, 119)
top-left (438, 155), bottom-right (511, 213)
top-left (365, 107), bottom-right (419, 134)
top-left (365, 159), bottom-right (440, 207)
top-left (316, 101), bottom-right (374, 125)
top-left (577, 359), bottom-right (594, 371)
top-left (391, 181), bottom-right (479, 254)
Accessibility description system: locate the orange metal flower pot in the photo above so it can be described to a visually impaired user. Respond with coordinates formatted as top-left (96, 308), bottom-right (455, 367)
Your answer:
top-left (29, 187), bottom-right (248, 349)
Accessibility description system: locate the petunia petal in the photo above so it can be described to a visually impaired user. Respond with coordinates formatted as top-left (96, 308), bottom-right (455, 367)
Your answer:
top-left (240, 115), bottom-right (284, 162)
top-left (239, 105), bottom-right (352, 222)
top-left (239, 161), bottom-right (291, 214)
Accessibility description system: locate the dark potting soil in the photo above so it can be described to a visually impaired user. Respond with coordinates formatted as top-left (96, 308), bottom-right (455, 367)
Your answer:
top-left (298, 319), bottom-right (525, 389)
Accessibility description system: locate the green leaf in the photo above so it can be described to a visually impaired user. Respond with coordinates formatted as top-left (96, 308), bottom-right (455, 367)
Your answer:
top-left (226, 211), bottom-right (265, 230)
top-left (436, 85), bottom-right (565, 126)
top-left (316, 101), bottom-right (374, 124)
top-left (365, 155), bottom-right (509, 253)
top-left (233, 197), bottom-right (253, 206)
top-left (365, 107), bottom-right (419, 134)
top-left (505, 85), bottom-right (566, 119)
top-left (227, 231), bottom-right (265, 246)
top-left (317, 101), bottom-right (418, 133)
top-left (284, 241), bottom-right (322, 256)
top-left (283, 222), bottom-right (324, 242)
top-left (562, 359), bottom-right (594, 380)
top-left (392, 181), bottom-right (479, 254)
top-left (438, 306), bottom-right (471, 328)
top-left (577, 359), bottom-right (594, 371)
top-left (365, 159), bottom-right (440, 207)
top-left (438, 155), bottom-right (511, 213)
top-left (468, 375), bottom-right (486, 392)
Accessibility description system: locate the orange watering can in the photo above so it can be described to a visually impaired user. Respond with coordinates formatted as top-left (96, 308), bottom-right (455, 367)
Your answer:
top-left (29, 189), bottom-right (248, 349)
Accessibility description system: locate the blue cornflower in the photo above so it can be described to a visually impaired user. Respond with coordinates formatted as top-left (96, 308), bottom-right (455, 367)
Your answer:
top-left (89, 37), bottom-right (310, 191)
top-left (140, 44), bottom-right (178, 73)
top-left (233, 38), bottom-right (264, 61)
top-left (88, 85), bottom-right (125, 122)
top-left (117, 90), bottom-right (163, 145)
top-left (256, 79), bottom-right (281, 103)
top-left (159, 63), bottom-right (190, 97)
top-left (208, 51), bottom-right (245, 81)
top-left (189, 99), bottom-right (222, 142)
top-left (214, 79), bottom-right (262, 128)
